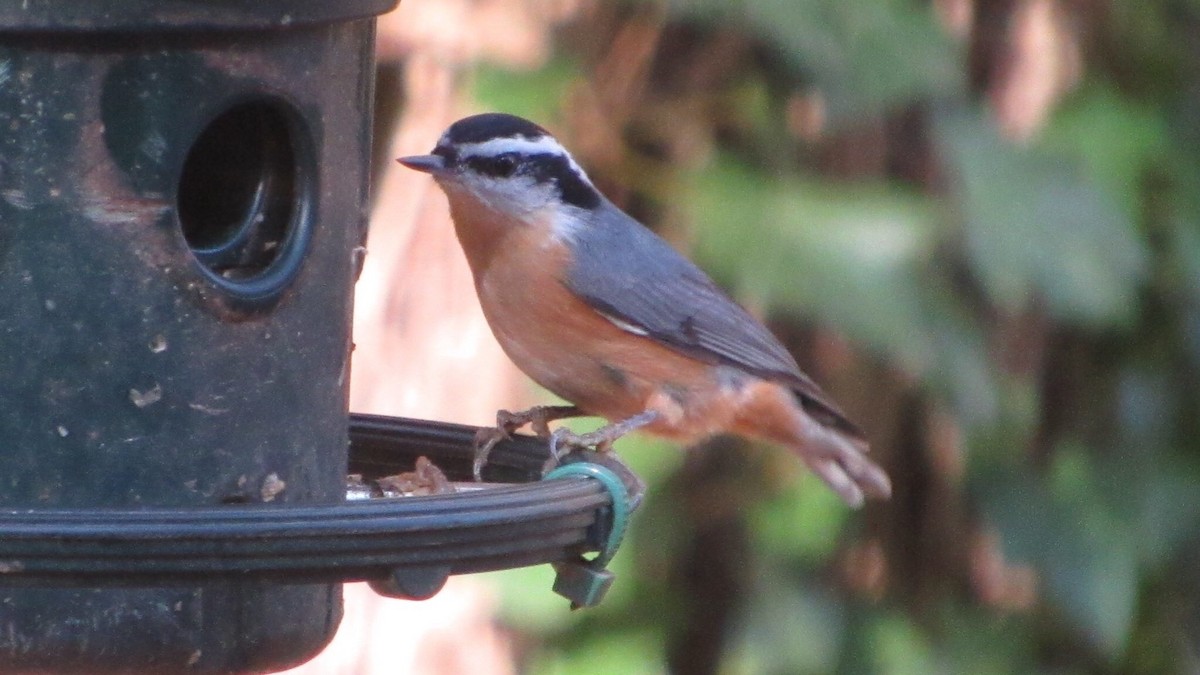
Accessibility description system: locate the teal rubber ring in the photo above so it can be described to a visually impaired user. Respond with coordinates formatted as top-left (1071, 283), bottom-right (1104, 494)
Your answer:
top-left (543, 462), bottom-right (630, 568)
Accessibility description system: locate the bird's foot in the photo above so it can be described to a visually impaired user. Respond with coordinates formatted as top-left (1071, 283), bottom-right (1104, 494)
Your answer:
top-left (472, 405), bottom-right (584, 481)
top-left (542, 410), bottom-right (659, 475)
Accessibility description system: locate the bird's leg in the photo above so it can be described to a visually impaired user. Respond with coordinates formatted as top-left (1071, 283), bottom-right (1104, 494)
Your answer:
top-left (473, 404), bottom-right (585, 481)
top-left (543, 410), bottom-right (659, 475)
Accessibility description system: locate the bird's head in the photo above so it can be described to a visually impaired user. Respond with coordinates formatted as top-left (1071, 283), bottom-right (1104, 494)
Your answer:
top-left (398, 113), bottom-right (602, 218)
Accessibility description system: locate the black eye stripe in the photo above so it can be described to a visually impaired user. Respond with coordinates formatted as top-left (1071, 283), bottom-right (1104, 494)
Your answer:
top-left (459, 151), bottom-right (602, 209)
top-left (433, 145), bottom-right (457, 165)
top-left (527, 153), bottom-right (601, 209)
top-left (465, 153), bottom-right (518, 178)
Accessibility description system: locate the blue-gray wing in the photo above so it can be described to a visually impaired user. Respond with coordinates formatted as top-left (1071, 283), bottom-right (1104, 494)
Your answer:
top-left (562, 203), bottom-right (863, 439)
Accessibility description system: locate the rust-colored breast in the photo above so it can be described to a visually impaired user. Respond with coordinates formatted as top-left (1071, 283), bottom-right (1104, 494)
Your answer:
top-left (450, 198), bottom-right (807, 447)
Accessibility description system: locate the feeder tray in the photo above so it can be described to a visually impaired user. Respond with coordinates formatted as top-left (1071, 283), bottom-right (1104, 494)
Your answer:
top-left (0, 414), bottom-right (643, 605)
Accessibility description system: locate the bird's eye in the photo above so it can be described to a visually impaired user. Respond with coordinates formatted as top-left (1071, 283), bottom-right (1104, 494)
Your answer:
top-left (491, 154), bottom-right (517, 177)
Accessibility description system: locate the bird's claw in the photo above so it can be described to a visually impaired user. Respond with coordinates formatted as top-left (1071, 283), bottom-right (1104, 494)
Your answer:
top-left (472, 426), bottom-right (509, 482)
top-left (472, 405), bottom-right (584, 481)
top-left (540, 410), bottom-right (659, 476)
top-left (542, 427), bottom-right (604, 475)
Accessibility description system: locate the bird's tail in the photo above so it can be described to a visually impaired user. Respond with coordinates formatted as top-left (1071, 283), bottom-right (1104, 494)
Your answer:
top-left (795, 420), bottom-right (892, 508)
top-left (787, 390), bottom-right (891, 507)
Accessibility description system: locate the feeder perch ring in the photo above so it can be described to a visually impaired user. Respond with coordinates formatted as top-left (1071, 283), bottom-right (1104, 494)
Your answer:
top-left (0, 414), bottom-right (643, 605)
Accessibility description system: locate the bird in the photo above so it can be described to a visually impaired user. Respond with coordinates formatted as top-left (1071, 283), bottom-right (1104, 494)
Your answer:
top-left (397, 113), bottom-right (891, 507)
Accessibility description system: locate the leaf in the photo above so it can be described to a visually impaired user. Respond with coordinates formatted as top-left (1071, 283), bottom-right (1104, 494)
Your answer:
top-left (484, 564), bottom-right (575, 635)
top-left (473, 58), bottom-right (580, 125)
top-left (1039, 85), bottom-right (1169, 222)
top-left (531, 629), bottom-right (666, 675)
top-left (935, 107), bottom-right (1148, 327)
top-left (980, 457), bottom-right (1140, 659)
top-left (935, 604), bottom-right (1036, 675)
top-left (688, 157), bottom-right (940, 374)
top-left (866, 612), bottom-right (937, 675)
top-left (687, 157), bottom-right (1005, 425)
top-left (749, 471), bottom-right (850, 561)
top-left (671, 0), bottom-right (963, 122)
top-left (726, 570), bottom-right (846, 674)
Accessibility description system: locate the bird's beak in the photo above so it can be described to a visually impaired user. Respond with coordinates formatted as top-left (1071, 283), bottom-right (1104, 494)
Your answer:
top-left (396, 154), bottom-right (447, 174)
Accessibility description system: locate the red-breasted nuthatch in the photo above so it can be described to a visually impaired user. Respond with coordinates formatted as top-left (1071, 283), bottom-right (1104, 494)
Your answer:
top-left (398, 113), bottom-right (890, 507)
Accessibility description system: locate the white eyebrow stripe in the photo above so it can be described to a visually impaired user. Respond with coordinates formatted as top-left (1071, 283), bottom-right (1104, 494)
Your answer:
top-left (457, 136), bottom-right (594, 187)
top-left (457, 135), bottom-right (565, 157)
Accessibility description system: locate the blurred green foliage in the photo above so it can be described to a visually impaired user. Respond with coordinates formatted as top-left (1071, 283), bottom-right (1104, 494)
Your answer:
top-left (473, 0), bottom-right (1200, 672)
top-left (675, 0), bottom-right (964, 121)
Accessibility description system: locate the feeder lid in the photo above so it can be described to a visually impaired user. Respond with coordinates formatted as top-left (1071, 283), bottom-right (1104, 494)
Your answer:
top-left (0, 0), bottom-right (399, 32)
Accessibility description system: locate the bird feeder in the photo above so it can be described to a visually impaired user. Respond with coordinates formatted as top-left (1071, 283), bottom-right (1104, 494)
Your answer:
top-left (0, 2), bottom-right (637, 673)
